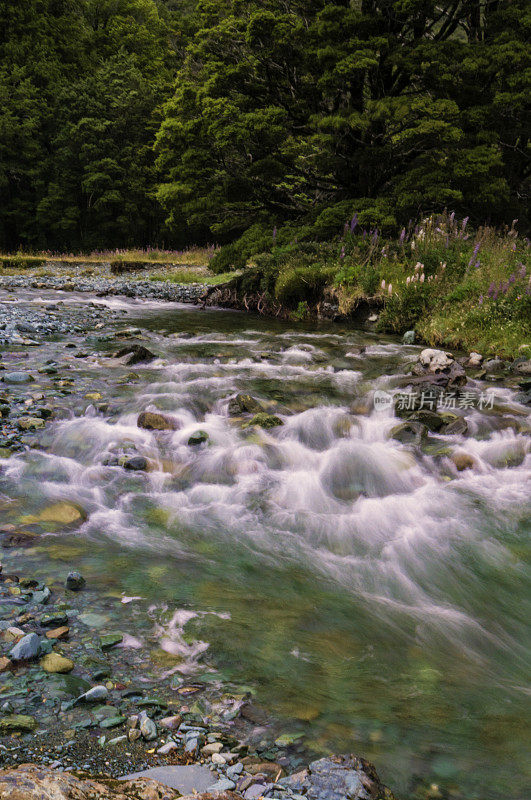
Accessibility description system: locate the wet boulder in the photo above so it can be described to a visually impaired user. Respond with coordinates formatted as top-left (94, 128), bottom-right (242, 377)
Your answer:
top-left (115, 344), bottom-right (156, 365)
top-left (390, 421), bottom-right (427, 446)
top-left (65, 571), bottom-right (85, 591)
top-left (188, 430), bottom-right (210, 446)
top-left (123, 455), bottom-right (149, 471)
top-left (242, 413), bottom-right (283, 429)
top-left (138, 411), bottom-right (180, 431)
top-left (228, 394), bottom-right (263, 416)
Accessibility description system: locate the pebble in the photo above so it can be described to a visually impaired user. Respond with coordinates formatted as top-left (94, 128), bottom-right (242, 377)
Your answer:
top-left (139, 711), bottom-right (157, 741)
top-left (77, 685), bottom-right (109, 703)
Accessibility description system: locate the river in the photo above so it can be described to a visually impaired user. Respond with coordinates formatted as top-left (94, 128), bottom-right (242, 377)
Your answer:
top-left (0, 288), bottom-right (529, 799)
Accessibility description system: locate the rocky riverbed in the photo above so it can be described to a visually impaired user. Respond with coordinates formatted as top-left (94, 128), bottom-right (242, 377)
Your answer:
top-left (0, 283), bottom-right (529, 800)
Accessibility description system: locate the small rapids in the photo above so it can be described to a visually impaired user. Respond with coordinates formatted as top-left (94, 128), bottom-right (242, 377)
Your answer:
top-left (0, 291), bottom-right (529, 799)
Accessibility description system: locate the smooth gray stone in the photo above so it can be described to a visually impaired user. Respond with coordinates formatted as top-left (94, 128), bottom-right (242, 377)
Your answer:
top-left (119, 765), bottom-right (214, 794)
top-left (9, 632), bottom-right (41, 661)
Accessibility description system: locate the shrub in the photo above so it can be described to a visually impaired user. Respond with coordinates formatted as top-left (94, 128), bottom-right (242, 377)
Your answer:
top-left (378, 283), bottom-right (438, 333)
top-left (274, 264), bottom-right (336, 307)
top-left (209, 243), bottom-right (247, 274)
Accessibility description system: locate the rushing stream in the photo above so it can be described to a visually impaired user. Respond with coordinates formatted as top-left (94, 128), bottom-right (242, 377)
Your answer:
top-left (1, 289), bottom-right (530, 799)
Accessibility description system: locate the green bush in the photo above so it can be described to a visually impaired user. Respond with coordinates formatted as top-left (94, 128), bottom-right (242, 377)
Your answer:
top-left (378, 283), bottom-right (438, 333)
top-left (336, 262), bottom-right (381, 295)
top-left (274, 264), bottom-right (336, 307)
top-left (209, 243), bottom-right (247, 274)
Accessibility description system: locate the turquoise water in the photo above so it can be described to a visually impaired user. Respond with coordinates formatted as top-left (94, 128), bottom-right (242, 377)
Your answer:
top-left (1, 292), bottom-right (530, 798)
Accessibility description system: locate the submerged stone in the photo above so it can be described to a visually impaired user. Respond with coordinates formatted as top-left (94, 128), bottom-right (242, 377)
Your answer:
top-left (0, 714), bottom-right (37, 733)
top-left (20, 501), bottom-right (87, 529)
top-left (243, 413), bottom-right (283, 429)
top-left (40, 652), bottom-right (74, 674)
top-left (137, 411), bottom-right (180, 431)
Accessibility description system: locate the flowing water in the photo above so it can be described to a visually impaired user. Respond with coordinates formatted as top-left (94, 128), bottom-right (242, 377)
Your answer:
top-left (1, 290), bottom-right (530, 798)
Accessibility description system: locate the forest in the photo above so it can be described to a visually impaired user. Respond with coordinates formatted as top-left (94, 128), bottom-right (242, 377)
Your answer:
top-left (1, 0), bottom-right (529, 253)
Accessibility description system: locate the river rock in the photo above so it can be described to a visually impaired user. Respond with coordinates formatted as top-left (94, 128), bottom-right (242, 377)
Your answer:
top-left (115, 344), bottom-right (157, 365)
top-left (402, 330), bottom-right (415, 344)
top-left (45, 626), bottom-right (69, 640)
top-left (21, 501), bottom-right (87, 529)
top-left (451, 453), bottom-right (475, 471)
top-left (408, 410), bottom-right (446, 432)
top-left (40, 652), bottom-right (74, 673)
top-left (228, 393), bottom-right (263, 416)
top-left (514, 359), bottom-right (531, 375)
top-left (483, 358), bottom-right (506, 374)
top-left (0, 657), bottom-right (12, 672)
top-left (188, 430), bottom-right (210, 446)
top-left (139, 711), bottom-right (157, 740)
top-left (77, 685), bottom-right (109, 703)
top-left (0, 764), bottom-right (185, 799)
top-left (418, 349), bottom-right (454, 371)
top-left (17, 416), bottom-right (45, 431)
top-left (119, 765), bottom-right (215, 794)
top-left (390, 421), bottom-right (427, 445)
top-left (65, 571), bottom-right (85, 591)
top-left (2, 372), bottom-right (35, 384)
top-left (0, 714), bottom-right (37, 733)
top-left (123, 455), bottom-right (149, 471)
top-left (159, 715), bottom-right (182, 730)
top-left (442, 416), bottom-right (468, 435)
top-left (9, 632), bottom-right (40, 662)
top-left (279, 754), bottom-right (397, 800)
top-left (466, 352), bottom-right (483, 367)
top-left (243, 413), bottom-right (283, 429)
top-left (138, 411), bottom-right (180, 431)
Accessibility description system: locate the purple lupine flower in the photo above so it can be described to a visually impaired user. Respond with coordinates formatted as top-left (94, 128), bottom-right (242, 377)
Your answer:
top-left (449, 211), bottom-right (455, 223)
top-left (492, 289), bottom-right (499, 301)
top-left (350, 214), bottom-right (358, 232)
top-left (509, 273), bottom-right (516, 283)
top-left (462, 216), bottom-right (469, 231)
top-left (478, 295), bottom-right (484, 306)
top-left (372, 228), bottom-right (378, 242)
top-left (468, 242), bottom-right (481, 267)
top-left (445, 235), bottom-right (449, 248)
top-left (474, 261), bottom-right (480, 269)
top-left (362, 229), bottom-right (367, 239)
top-left (399, 228), bottom-right (406, 244)
top-left (518, 264), bottom-right (526, 279)
top-left (340, 246), bottom-right (346, 260)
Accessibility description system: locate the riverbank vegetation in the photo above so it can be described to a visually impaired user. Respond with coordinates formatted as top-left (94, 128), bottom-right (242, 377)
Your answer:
top-left (1, 1), bottom-right (529, 353)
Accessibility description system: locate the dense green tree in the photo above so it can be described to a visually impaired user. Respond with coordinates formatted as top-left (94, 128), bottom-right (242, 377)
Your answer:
top-left (155, 0), bottom-right (530, 243)
top-left (0, 1), bottom-right (528, 251)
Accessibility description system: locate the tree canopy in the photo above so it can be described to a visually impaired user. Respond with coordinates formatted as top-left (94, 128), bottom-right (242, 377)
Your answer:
top-left (1, 1), bottom-right (529, 251)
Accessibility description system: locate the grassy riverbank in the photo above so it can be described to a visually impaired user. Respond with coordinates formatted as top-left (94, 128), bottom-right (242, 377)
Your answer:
top-left (209, 214), bottom-right (530, 359)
